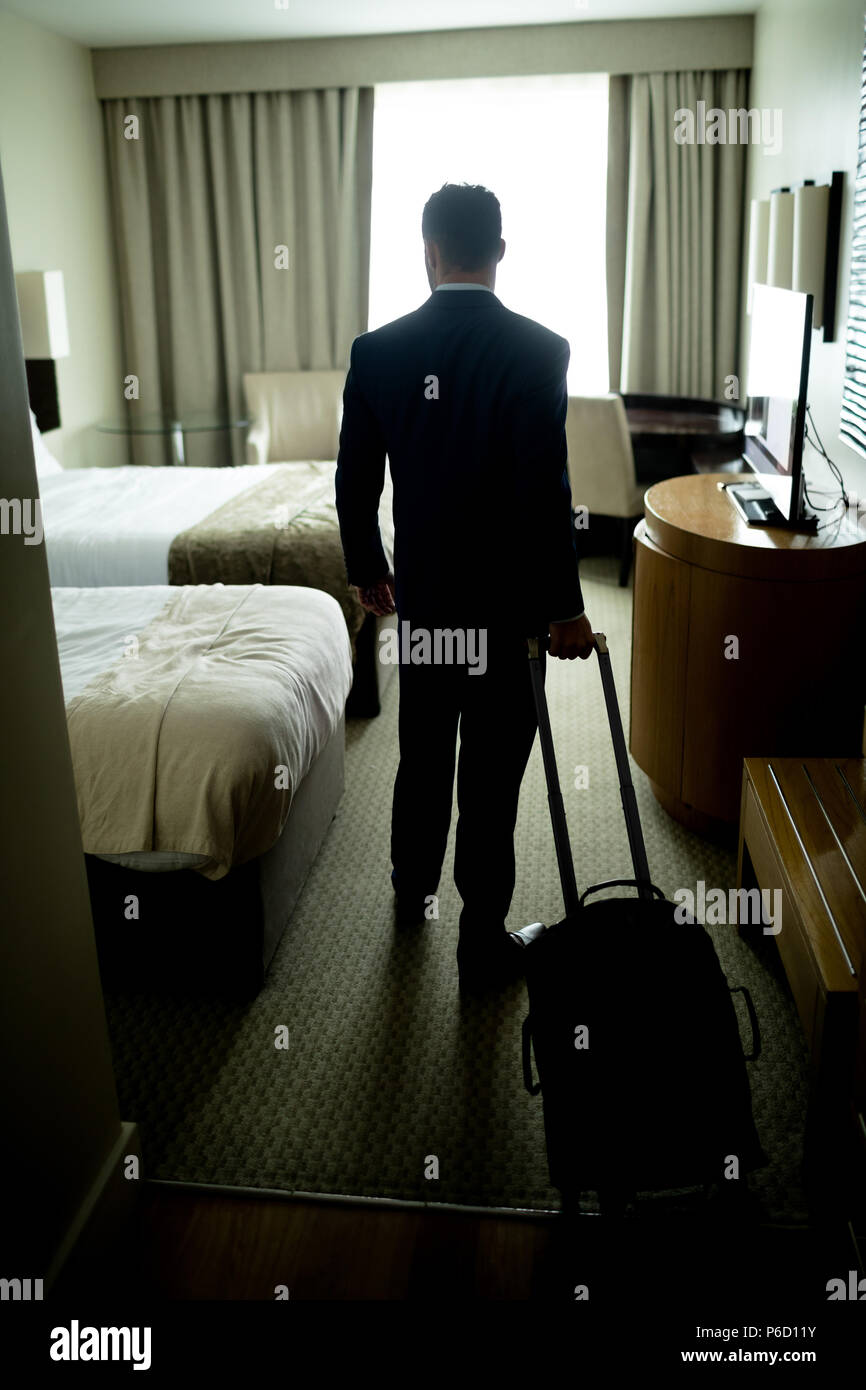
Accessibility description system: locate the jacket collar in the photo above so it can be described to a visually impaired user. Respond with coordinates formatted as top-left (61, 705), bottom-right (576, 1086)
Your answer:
top-left (423, 289), bottom-right (503, 310)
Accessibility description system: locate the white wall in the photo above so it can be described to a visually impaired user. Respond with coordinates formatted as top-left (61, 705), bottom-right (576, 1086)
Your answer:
top-left (746, 0), bottom-right (866, 498)
top-left (0, 9), bottom-right (123, 468)
top-left (92, 14), bottom-right (753, 96)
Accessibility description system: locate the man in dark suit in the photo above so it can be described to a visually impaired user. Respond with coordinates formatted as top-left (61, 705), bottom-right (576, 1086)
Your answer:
top-left (336, 183), bottom-right (593, 990)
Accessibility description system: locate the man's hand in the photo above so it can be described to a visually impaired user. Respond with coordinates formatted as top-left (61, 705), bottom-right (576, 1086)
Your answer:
top-left (549, 613), bottom-right (594, 660)
top-left (356, 572), bottom-right (396, 617)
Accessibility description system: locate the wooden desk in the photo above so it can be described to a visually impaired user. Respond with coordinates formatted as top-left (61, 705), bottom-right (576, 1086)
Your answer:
top-left (624, 393), bottom-right (744, 481)
top-left (629, 474), bottom-right (866, 830)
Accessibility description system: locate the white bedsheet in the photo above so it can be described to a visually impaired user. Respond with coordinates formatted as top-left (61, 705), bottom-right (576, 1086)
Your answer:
top-left (53, 586), bottom-right (178, 703)
top-left (52, 585), bottom-right (211, 870)
top-left (41, 465), bottom-right (278, 586)
top-left (52, 584), bottom-right (351, 873)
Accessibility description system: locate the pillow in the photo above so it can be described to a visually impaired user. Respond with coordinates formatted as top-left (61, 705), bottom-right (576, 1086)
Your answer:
top-left (30, 408), bottom-right (62, 476)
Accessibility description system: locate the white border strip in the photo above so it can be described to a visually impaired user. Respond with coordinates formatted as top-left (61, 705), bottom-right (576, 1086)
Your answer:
top-left (145, 1178), bottom-right (563, 1219)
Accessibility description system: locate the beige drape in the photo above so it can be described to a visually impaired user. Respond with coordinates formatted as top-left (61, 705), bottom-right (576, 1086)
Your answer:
top-left (607, 70), bottom-right (748, 399)
top-left (101, 88), bottom-right (373, 466)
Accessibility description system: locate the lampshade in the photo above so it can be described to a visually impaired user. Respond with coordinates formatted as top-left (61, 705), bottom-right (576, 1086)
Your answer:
top-left (792, 183), bottom-right (830, 329)
top-left (767, 190), bottom-right (794, 289)
top-left (14, 270), bottom-right (70, 358)
top-left (746, 198), bottom-right (770, 313)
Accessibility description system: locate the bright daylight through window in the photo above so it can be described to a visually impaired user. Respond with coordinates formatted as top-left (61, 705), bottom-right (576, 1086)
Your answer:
top-left (369, 73), bottom-right (610, 395)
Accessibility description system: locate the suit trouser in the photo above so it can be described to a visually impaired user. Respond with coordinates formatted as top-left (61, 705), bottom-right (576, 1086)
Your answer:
top-left (390, 626), bottom-right (545, 939)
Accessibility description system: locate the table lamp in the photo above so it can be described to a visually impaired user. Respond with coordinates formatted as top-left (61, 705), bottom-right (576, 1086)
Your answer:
top-left (14, 269), bottom-right (70, 431)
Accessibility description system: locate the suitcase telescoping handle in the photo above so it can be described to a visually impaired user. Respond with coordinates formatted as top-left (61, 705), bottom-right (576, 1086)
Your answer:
top-left (730, 984), bottom-right (762, 1062)
top-left (522, 1016), bottom-right (541, 1095)
top-left (592, 633), bottom-right (654, 902)
top-left (527, 631), bottom-right (654, 911)
top-left (526, 635), bottom-right (581, 920)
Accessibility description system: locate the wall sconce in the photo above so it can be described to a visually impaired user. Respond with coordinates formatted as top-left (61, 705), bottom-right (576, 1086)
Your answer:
top-left (746, 197), bottom-right (769, 313)
top-left (767, 188), bottom-right (795, 288)
top-left (14, 269), bottom-right (70, 431)
top-left (792, 175), bottom-right (843, 338)
top-left (748, 173), bottom-right (843, 340)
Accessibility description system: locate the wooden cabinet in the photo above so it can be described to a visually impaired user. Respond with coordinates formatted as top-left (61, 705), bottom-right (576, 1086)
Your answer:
top-left (630, 474), bottom-right (866, 829)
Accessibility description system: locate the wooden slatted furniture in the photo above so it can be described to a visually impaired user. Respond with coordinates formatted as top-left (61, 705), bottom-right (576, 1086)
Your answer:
top-left (737, 757), bottom-right (866, 1209)
top-left (853, 955), bottom-right (866, 1233)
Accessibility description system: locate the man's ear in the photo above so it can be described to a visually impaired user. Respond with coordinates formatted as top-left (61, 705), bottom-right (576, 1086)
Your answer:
top-left (498, 238), bottom-right (506, 263)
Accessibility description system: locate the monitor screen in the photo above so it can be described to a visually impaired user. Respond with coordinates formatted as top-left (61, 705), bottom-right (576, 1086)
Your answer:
top-left (744, 284), bottom-right (813, 520)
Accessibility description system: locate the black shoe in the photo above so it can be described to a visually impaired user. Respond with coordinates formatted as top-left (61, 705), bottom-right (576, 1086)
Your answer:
top-left (457, 932), bottom-right (526, 992)
top-left (395, 897), bottom-right (428, 927)
top-left (391, 869), bottom-right (429, 927)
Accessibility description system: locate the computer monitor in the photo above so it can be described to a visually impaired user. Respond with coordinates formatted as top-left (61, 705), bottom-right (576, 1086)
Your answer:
top-left (730, 283), bottom-right (814, 529)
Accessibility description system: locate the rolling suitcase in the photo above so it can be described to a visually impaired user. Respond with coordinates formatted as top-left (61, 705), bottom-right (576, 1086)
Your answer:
top-left (516, 632), bottom-right (767, 1209)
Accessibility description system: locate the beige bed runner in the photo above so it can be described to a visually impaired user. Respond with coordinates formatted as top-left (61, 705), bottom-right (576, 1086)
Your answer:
top-left (168, 462), bottom-right (393, 650)
top-left (66, 584), bottom-right (350, 879)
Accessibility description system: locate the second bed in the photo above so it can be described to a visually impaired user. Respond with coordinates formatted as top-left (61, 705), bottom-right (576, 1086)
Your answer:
top-left (54, 581), bottom-right (353, 993)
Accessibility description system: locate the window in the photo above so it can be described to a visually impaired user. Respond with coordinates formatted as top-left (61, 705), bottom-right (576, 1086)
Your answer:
top-left (369, 73), bottom-right (610, 394)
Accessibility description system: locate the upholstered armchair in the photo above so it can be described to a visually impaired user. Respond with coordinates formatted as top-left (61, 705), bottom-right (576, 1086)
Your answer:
top-left (242, 369), bottom-right (346, 464)
top-left (565, 393), bottom-right (647, 586)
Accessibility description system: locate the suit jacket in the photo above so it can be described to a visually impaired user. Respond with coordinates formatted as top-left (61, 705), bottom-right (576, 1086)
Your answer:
top-left (335, 288), bottom-right (584, 633)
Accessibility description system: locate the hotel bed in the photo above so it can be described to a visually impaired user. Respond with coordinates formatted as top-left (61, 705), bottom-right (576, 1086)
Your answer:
top-left (39, 456), bottom-right (395, 715)
top-left (42, 462), bottom-right (284, 587)
top-left (54, 582), bottom-right (352, 993)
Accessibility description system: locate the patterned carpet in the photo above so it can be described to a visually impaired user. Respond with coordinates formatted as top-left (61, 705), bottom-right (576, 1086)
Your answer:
top-left (104, 557), bottom-right (811, 1221)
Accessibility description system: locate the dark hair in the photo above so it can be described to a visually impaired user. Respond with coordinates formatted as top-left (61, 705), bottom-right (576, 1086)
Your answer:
top-left (421, 183), bottom-right (502, 271)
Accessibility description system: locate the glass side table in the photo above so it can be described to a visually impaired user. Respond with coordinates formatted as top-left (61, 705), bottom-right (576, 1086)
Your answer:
top-left (97, 411), bottom-right (252, 466)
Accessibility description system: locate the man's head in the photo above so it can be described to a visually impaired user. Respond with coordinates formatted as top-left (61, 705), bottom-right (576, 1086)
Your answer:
top-left (421, 183), bottom-right (505, 290)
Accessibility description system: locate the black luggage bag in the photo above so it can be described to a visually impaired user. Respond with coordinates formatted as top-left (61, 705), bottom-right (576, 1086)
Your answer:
top-left (516, 633), bottom-right (767, 1207)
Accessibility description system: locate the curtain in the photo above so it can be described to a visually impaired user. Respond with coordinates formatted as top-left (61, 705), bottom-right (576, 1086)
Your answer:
top-left (607, 70), bottom-right (748, 400)
top-left (101, 88), bottom-right (374, 465)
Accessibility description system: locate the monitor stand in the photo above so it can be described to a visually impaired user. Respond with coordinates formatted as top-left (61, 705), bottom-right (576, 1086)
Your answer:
top-left (722, 480), bottom-right (818, 532)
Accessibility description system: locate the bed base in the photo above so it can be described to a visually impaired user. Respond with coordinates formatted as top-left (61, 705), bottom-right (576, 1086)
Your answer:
top-left (87, 718), bottom-right (345, 998)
